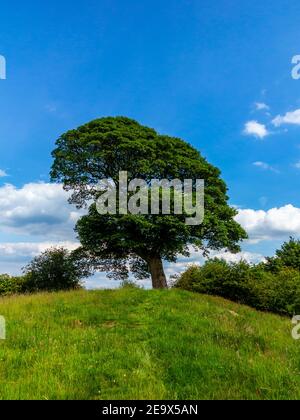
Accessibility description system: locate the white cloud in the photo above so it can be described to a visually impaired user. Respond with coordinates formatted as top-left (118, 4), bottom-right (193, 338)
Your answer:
top-left (272, 109), bottom-right (300, 127)
top-left (0, 182), bottom-right (84, 239)
top-left (85, 273), bottom-right (123, 290)
top-left (0, 181), bottom-right (87, 275)
top-left (45, 104), bottom-right (57, 113)
top-left (236, 204), bottom-right (300, 242)
top-left (162, 248), bottom-right (265, 283)
top-left (0, 241), bottom-right (78, 258)
top-left (293, 161), bottom-right (300, 169)
top-left (243, 121), bottom-right (269, 139)
top-left (0, 169), bottom-right (8, 177)
top-left (259, 196), bottom-right (268, 207)
top-left (0, 241), bottom-right (79, 275)
top-left (209, 250), bottom-right (265, 264)
top-left (255, 102), bottom-right (270, 111)
top-left (253, 161), bottom-right (279, 173)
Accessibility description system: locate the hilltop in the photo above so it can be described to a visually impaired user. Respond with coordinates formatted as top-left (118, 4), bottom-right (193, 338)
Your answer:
top-left (0, 288), bottom-right (299, 400)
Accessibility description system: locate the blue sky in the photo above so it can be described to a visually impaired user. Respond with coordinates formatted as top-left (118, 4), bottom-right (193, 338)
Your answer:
top-left (1, 0), bottom-right (300, 285)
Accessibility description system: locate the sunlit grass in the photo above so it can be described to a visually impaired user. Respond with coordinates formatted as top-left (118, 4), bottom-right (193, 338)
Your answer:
top-left (0, 288), bottom-right (299, 400)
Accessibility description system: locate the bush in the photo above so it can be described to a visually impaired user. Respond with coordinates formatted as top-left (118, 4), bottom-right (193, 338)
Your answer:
top-left (119, 279), bottom-right (142, 289)
top-left (0, 274), bottom-right (28, 296)
top-left (258, 268), bottom-right (300, 315)
top-left (175, 259), bottom-right (256, 302)
top-left (174, 259), bottom-right (300, 316)
top-left (264, 237), bottom-right (300, 272)
top-left (23, 247), bottom-right (91, 292)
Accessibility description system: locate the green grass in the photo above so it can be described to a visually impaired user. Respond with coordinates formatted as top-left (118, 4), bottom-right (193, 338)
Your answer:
top-left (0, 288), bottom-right (299, 400)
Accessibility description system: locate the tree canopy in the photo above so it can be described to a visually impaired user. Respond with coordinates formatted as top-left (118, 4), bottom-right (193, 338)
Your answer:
top-left (51, 116), bottom-right (247, 288)
top-left (264, 237), bottom-right (300, 272)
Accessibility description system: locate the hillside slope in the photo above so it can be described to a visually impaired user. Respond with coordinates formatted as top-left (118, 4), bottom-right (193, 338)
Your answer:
top-left (0, 288), bottom-right (299, 400)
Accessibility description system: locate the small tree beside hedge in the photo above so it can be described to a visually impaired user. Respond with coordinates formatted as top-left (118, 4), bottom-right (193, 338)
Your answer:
top-left (22, 247), bottom-right (92, 292)
top-left (264, 237), bottom-right (300, 272)
top-left (0, 274), bottom-right (27, 295)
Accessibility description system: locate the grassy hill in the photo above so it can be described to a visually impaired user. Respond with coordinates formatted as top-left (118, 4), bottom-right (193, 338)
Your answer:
top-left (0, 288), bottom-right (299, 400)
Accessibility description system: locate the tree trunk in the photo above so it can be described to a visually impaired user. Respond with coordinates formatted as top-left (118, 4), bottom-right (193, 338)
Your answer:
top-left (148, 256), bottom-right (168, 289)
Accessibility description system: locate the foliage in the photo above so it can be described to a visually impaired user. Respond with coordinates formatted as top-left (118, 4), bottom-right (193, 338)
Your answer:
top-left (22, 247), bottom-right (91, 292)
top-left (0, 274), bottom-right (27, 295)
top-left (51, 116), bottom-right (247, 288)
top-left (174, 259), bottom-right (300, 316)
top-left (264, 237), bottom-right (300, 272)
top-left (119, 279), bottom-right (142, 289)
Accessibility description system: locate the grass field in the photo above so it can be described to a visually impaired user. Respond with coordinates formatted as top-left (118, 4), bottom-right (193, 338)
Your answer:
top-left (0, 288), bottom-right (299, 400)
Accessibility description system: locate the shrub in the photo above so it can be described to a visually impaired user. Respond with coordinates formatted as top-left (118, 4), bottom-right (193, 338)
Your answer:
top-left (175, 259), bottom-right (256, 302)
top-left (0, 274), bottom-right (28, 296)
top-left (22, 247), bottom-right (91, 292)
top-left (174, 259), bottom-right (300, 316)
top-left (264, 237), bottom-right (300, 272)
top-left (119, 279), bottom-right (142, 289)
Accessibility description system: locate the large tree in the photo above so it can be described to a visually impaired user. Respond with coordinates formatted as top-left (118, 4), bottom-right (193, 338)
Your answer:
top-left (51, 116), bottom-right (247, 288)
